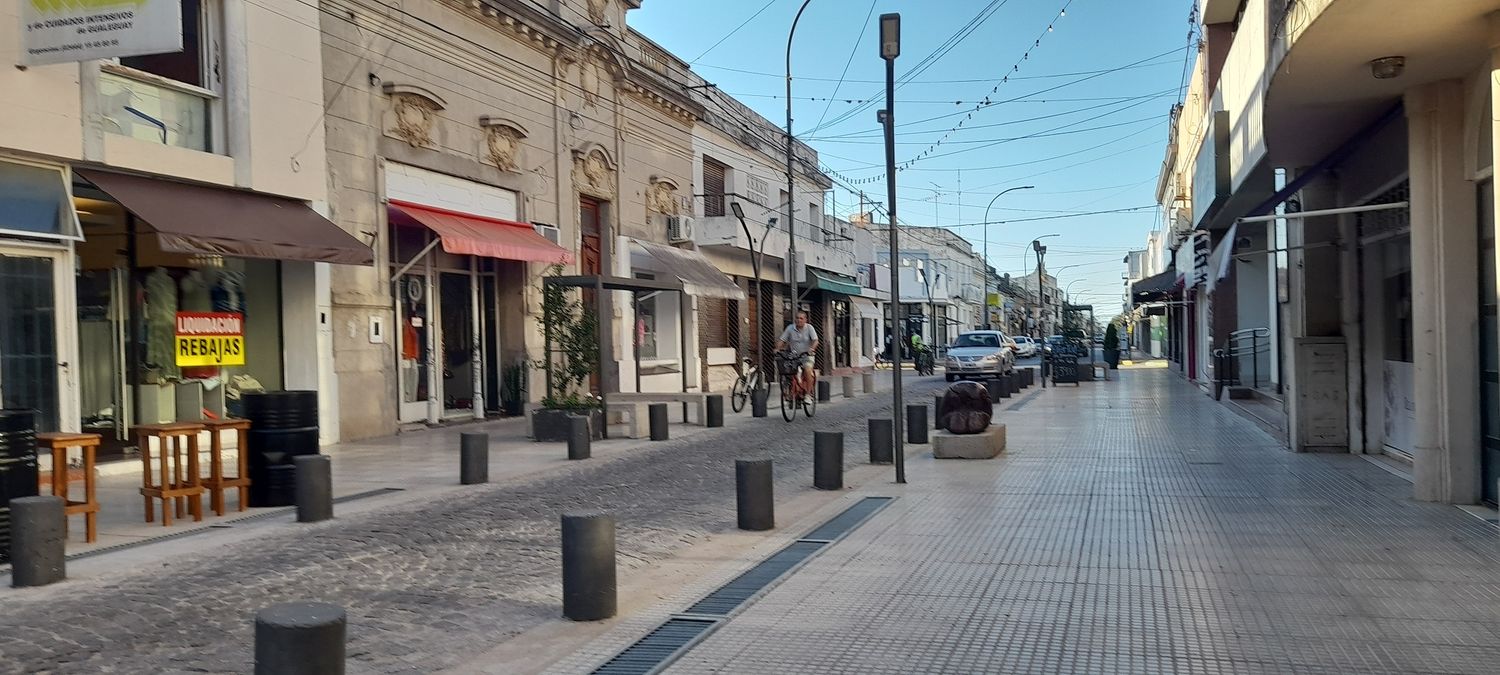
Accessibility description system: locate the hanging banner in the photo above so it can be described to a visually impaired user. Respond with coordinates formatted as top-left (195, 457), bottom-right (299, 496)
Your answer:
top-left (175, 312), bottom-right (245, 367)
top-left (22, 0), bottom-right (183, 67)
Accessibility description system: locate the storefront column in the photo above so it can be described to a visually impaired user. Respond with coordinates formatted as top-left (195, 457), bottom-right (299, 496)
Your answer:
top-left (1406, 80), bottom-right (1481, 503)
top-left (282, 261), bottom-right (339, 446)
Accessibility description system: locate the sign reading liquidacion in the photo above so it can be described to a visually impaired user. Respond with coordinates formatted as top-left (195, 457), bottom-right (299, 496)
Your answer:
top-left (175, 312), bottom-right (245, 367)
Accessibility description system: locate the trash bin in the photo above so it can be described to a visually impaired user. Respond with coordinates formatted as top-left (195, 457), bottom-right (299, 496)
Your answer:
top-left (243, 392), bottom-right (320, 507)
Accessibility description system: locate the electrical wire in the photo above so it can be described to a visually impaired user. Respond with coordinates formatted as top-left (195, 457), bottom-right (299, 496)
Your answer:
top-left (688, 0), bottom-right (782, 64)
top-left (811, 0), bottom-right (879, 132)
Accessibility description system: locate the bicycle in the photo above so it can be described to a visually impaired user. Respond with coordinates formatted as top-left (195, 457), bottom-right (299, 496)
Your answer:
top-left (775, 350), bottom-right (817, 422)
top-left (729, 357), bottom-right (763, 413)
top-left (913, 347), bottom-right (936, 376)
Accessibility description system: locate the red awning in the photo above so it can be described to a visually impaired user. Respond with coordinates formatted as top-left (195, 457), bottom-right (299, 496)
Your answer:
top-left (389, 200), bottom-right (572, 264)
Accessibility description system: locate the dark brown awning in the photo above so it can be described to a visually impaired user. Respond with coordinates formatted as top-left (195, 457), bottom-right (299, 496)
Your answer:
top-left (78, 169), bottom-right (373, 265)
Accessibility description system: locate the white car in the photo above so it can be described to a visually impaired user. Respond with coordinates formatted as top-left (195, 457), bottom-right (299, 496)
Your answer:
top-left (944, 330), bottom-right (1017, 382)
top-left (1011, 336), bottom-right (1038, 358)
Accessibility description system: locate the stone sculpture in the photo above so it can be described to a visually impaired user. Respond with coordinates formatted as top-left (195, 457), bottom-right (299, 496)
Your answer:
top-left (940, 381), bottom-right (992, 434)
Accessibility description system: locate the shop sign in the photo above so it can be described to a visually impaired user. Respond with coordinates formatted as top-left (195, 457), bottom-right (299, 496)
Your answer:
top-left (21, 0), bottom-right (183, 66)
top-left (1192, 231), bottom-right (1211, 287)
top-left (175, 312), bottom-right (245, 367)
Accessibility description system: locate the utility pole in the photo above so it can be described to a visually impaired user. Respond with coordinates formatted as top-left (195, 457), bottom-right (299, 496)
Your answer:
top-left (880, 12), bottom-right (904, 484)
top-left (786, 0), bottom-right (813, 320)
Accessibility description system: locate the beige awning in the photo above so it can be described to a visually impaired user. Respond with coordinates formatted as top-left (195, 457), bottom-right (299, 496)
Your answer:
top-left (631, 239), bottom-right (745, 300)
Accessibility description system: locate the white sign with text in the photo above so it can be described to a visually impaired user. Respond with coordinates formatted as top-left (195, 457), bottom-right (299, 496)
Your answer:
top-left (22, 0), bottom-right (183, 66)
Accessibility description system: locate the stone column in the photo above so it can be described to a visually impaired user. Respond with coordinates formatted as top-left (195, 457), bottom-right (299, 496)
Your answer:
top-left (1406, 80), bottom-right (1481, 504)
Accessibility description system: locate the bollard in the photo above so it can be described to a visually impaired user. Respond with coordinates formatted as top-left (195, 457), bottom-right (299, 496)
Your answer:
top-left (254, 602), bottom-right (346, 675)
top-left (751, 385), bottom-right (769, 418)
top-left (9, 496), bottom-right (65, 587)
top-left (648, 403), bottom-right (669, 441)
top-left (813, 431), bottom-right (844, 490)
top-left (567, 415), bottom-right (591, 460)
top-left (842, 375), bottom-right (856, 398)
top-left (816, 380), bottom-right (831, 402)
top-left (985, 378), bottom-right (1003, 401)
top-left (1019, 368), bottom-right (1030, 389)
top-left (294, 455), bottom-right (332, 523)
top-left (861, 372), bottom-right (876, 393)
top-left (867, 418), bottom-right (893, 464)
top-left (459, 432), bottom-right (489, 485)
top-left (735, 459), bottom-right (774, 531)
top-left (706, 394), bottom-right (725, 428)
top-left (561, 512), bottom-right (616, 621)
top-left (906, 405), bottom-right (929, 444)
top-left (1010, 372), bottom-right (1022, 395)
top-left (996, 375), bottom-right (1012, 399)
top-left (933, 393), bottom-right (946, 430)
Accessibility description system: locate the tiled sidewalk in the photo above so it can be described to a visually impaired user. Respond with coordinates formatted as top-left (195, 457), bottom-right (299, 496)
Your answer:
top-left (645, 369), bottom-right (1500, 674)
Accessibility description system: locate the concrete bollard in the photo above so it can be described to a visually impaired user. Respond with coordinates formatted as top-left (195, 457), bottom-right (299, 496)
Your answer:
top-left (254, 602), bottom-right (346, 675)
top-left (9, 496), bottom-right (66, 587)
top-left (906, 405), bottom-right (929, 444)
top-left (816, 380), bottom-right (831, 402)
top-left (861, 372), bottom-right (876, 393)
top-left (648, 403), bottom-right (669, 441)
top-left (996, 375), bottom-right (1012, 399)
top-left (934, 393), bottom-right (946, 430)
top-left (567, 415), bottom-right (591, 460)
top-left (294, 455), bottom-right (333, 523)
top-left (735, 459), bottom-right (774, 531)
top-left (459, 432), bottom-right (489, 485)
top-left (561, 513), bottom-right (616, 621)
top-left (867, 419), bottom-right (893, 464)
top-left (813, 431), bottom-right (844, 490)
top-left (706, 394), bottom-right (725, 428)
top-left (842, 375), bottom-right (856, 398)
top-left (751, 385), bottom-right (769, 418)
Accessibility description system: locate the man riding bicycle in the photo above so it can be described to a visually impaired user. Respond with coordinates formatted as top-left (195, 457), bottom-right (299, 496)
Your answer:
top-left (775, 310), bottom-right (820, 403)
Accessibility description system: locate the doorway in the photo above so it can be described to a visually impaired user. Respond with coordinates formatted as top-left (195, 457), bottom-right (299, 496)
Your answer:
top-left (0, 246), bottom-right (71, 433)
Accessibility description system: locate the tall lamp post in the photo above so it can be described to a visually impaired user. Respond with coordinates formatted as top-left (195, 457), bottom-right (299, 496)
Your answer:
top-left (731, 201), bottom-right (768, 414)
top-left (785, 0), bottom-right (814, 318)
top-left (879, 12), bottom-right (905, 484)
top-left (1021, 234), bottom-right (1059, 336)
top-left (982, 185), bottom-right (1034, 329)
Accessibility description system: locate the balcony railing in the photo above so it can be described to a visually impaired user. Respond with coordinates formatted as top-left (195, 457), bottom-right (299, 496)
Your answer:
top-left (99, 65), bottom-right (214, 152)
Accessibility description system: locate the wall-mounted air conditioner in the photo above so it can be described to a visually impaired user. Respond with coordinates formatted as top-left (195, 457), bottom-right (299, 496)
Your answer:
top-left (533, 223), bottom-right (561, 245)
top-left (666, 215), bottom-right (694, 242)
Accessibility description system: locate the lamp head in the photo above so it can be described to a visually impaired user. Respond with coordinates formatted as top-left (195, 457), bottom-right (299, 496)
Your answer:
top-left (730, 201), bottom-right (744, 219)
top-left (880, 13), bottom-right (901, 60)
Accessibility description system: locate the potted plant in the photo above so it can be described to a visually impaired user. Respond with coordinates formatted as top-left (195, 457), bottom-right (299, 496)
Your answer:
top-left (532, 271), bottom-right (604, 441)
top-left (501, 360), bottom-right (527, 417)
top-left (1103, 323), bottom-right (1121, 369)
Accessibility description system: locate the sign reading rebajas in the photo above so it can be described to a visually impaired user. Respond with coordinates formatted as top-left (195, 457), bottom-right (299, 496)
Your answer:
top-left (22, 0), bottom-right (183, 67)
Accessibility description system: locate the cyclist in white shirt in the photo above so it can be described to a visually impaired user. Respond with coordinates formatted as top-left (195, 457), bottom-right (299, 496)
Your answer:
top-left (776, 311), bottom-right (820, 401)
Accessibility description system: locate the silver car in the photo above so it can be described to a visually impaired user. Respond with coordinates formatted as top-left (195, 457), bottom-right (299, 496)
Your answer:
top-left (944, 330), bottom-right (1017, 382)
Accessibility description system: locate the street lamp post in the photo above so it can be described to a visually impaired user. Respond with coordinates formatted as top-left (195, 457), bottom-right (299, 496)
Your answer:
top-left (1021, 234), bottom-right (1059, 337)
top-left (982, 186), bottom-right (1034, 329)
top-left (731, 201), bottom-right (765, 399)
top-left (785, 0), bottom-right (814, 319)
top-left (879, 12), bottom-right (905, 484)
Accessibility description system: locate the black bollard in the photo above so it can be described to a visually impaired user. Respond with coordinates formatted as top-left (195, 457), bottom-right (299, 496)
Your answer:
top-left (985, 378), bottom-right (1003, 400)
top-left (9, 496), bottom-right (65, 587)
top-left (648, 403), bottom-right (669, 441)
top-left (867, 418), bottom-right (893, 464)
top-left (813, 431), bottom-right (844, 490)
top-left (751, 385), bottom-right (769, 418)
top-left (816, 380), bottom-right (831, 402)
top-left (294, 455), bottom-right (333, 523)
top-left (459, 432), bottom-right (489, 485)
top-left (735, 459), bottom-right (774, 531)
top-left (1010, 372), bottom-right (1022, 395)
top-left (906, 405), bottom-right (929, 444)
top-left (996, 375), bottom-right (1012, 399)
top-left (706, 395), bottom-right (724, 428)
top-left (561, 512), bottom-right (616, 621)
top-left (254, 602), bottom-right (346, 675)
top-left (567, 415), bottom-right (591, 460)
top-left (1018, 368), bottom-right (1030, 389)
top-left (934, 393), bottom-right (946, 430)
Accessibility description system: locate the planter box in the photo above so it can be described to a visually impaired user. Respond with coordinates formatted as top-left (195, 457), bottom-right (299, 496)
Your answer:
top-left (1104, 349), bottom-right (1121, 369)
top-left (532, 408), bottom-right (603, 442)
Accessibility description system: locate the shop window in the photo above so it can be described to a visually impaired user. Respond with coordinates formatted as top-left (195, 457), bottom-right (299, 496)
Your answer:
top-left (0, 161), bottom-right (80, 240)
top-left (635, 273), bottom-right (659, 359)
top-left (100, 0), bottom-right (221, 152)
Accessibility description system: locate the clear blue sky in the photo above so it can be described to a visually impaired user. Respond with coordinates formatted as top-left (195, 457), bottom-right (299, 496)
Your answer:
top-left (629, 0), bottom-right (1194, 313)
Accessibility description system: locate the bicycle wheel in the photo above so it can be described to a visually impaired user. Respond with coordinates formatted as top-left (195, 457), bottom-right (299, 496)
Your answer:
top-left (803, 379), bottom-right (817, 418)
top-left (730, 374), bottom-right (749, 412)
top-left (780, 379), bottom-right (796, 421)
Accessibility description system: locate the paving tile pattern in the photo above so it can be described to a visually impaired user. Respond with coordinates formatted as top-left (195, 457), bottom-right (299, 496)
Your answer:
top-left (664, 369), bottom-right (1500, 675)
top-left (0, 380), bottom-right (942, 674)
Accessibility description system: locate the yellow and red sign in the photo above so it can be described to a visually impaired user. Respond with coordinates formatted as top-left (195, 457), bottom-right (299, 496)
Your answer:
top-left (174, 312), bottom-right (245, 367)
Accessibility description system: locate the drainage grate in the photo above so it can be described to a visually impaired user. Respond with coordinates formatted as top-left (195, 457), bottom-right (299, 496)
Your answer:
top-left (799, 496), bottom-right (892, 543)
top-left (685, 540), bottom-right (823, 616)
top-left (1005, 390), bottom-right (1042, 412)
top-left (592, 617), bottom-right (719, 675)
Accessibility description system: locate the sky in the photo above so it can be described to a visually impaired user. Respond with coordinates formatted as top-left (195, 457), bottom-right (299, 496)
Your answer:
top-left (628, 0), bottom-right (1196, 315)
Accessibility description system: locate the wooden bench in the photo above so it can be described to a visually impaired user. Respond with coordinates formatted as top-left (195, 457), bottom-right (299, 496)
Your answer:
top-left (606, 392), bottom-right (711, 439)
top-left (202, 418), bottom-right (252, 516)
top-left (35, 432), bottom-right (101, 543)
top-left (137, 422), bottom-right (206, 526)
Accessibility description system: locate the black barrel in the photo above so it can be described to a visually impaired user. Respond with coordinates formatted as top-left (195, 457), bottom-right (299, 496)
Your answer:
top-left (243, 392), bottom-right (320, 507)
top-left (0, 409), bottom-right (39, 565)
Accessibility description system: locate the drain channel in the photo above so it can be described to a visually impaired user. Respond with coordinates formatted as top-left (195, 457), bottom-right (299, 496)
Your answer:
top-left (589, 496), bottom-right (893, 675)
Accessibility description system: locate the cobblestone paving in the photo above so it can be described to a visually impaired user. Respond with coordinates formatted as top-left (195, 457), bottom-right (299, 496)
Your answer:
top-left (663, 369), bottom-right (1500, 674)
top-left (0, 377), bottom-right (944, 674)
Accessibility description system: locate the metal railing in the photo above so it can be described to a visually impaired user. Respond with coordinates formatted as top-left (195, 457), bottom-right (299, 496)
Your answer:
top-left (1213, 327), bottom-right (1272, 399)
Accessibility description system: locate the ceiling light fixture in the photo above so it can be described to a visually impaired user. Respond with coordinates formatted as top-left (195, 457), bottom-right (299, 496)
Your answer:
top-left (1370, 56), bottom-right (1406, 80)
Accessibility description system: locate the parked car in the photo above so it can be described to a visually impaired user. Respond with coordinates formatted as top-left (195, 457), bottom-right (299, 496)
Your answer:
top-left (1010, 336), bottom-right (1039, 358)
top-left (944, 330), bottom-right (1017, 382)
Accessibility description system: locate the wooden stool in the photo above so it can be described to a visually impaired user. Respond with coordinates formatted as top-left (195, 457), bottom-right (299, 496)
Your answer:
top-left (202, 419), bottom-right (252, 516)
top-left (35, 432), bottom-right (101, 543)
top-left (137, 423), bottom-right (206, 526)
